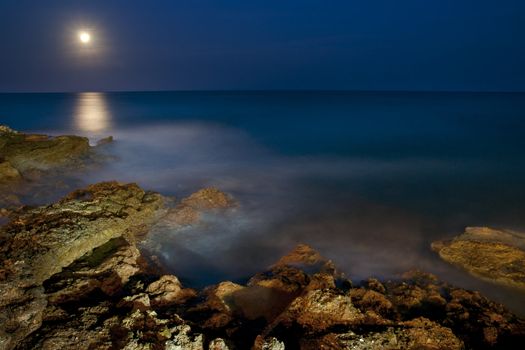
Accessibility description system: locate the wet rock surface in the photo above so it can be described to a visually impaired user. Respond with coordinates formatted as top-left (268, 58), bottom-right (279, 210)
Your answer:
top-left (0, 129), bottom-right (89, 174)
top-left (0, 125), bottom-right (110, 208)
top-left (0, 137), bottom-right (524, 349)
top-left (432, 227), bottom-right (525, 291)
top-left (154, 187), bottom-right (237, 228)
top-left (0, 181), bottom-right (163, 350)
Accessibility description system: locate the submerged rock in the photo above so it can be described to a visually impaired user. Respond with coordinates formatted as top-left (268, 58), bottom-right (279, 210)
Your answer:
top-left (432, 226), bottom-right (525, 291)
top-left (95, 136), bottom-right (114, 146)
top-left (158, 187), bottom-right (237, 227)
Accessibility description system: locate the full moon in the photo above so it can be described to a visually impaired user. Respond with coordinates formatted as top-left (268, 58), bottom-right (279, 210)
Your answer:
top-left (79, 31), bottom-right (91, 44)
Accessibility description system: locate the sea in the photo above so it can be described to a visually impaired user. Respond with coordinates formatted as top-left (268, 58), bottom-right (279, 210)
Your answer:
top-left (1, 91), bottom-right (525, 314)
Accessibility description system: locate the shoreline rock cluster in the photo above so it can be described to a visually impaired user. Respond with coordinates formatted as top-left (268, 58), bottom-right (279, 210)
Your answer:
top-left (0, 182), bottom-right (523, 349)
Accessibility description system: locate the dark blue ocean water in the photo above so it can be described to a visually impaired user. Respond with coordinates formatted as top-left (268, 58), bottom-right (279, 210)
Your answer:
top-left (1, 91), bottom-right (525, 312)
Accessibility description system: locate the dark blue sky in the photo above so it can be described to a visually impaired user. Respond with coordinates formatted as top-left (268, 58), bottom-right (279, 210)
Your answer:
top-left (1, 0), bottom-right (524, 92)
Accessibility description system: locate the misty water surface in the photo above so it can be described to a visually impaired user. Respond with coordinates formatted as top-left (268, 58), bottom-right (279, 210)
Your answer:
top-left (1, 91), bottom-right (525, 314)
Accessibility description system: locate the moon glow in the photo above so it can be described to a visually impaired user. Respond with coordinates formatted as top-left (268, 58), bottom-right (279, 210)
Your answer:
top-left (79, 31), bottom-right (91, 44)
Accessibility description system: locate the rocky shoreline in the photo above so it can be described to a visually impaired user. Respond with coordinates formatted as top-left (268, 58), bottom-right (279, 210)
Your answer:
top-left (0, 125), bottom-right (109, 209)
top-left (1, 126), bottom-right (525, 349)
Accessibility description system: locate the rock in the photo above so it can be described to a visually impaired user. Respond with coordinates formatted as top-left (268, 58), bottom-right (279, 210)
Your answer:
top-left (0, 181), bottom-right (163, 349)
top-left (381, 270), bottom-right (525, 349)
top-left (96, 136), bottom-right (114, 146)
top-left (0, 131), bottom-right (90, 172)
top-left (242, 244), bottom-right (344, 322)
top-left (0, 160), bottom-right (21, 184)
top-left (271, 244), bottom-right (336, 271)
top-left (253, 336), bottom-right (285, 350)
top-left (298, 318), bottom-right (463, 350)
top-left (118, 293), bottom-right (151, 312)
top-left (1, 181), bottom-right (162, 284)
top-left (432, 227), bottom-right (525, 290)
top-left (17, 301), bottom-right (116, 350)
top-left (180, 187), bottom-right (236, 210)
top-left (191, 245), bottom-right (345, 331)
top-left (0, 126), bottom-right (112, 209)
top-left (442, 287), bottom-right (525, 348)
top-left (348, 288), bottom-right (394, 318)
top-left (267, 289), bottom-right (363, 332)
top-left (383, 271), bottom-right (447, 318)
top-left (146, 275), bottom-right (197, 307)
top-left (159, 187), bottom-right (236, 227)
top-left (208, 338), bottom-right (230, 350)
top-left (165, 324), bottom-right (204, 350)
top-left (188, 281), bottom-right (245, 329)
top-left (4, 218), bottom-right (525, 350)
top-left (45, 237), bottom-right (145, 304)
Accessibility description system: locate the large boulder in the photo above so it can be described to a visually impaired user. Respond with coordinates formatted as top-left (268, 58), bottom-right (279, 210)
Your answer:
top-left (0, 181), bottom-right (163, 349)
top-left (432, 227), bottom-right (525, 290)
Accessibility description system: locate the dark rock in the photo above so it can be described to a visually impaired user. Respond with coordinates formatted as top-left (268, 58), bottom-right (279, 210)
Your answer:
top-left (95, 136), bottom-right (114, 146)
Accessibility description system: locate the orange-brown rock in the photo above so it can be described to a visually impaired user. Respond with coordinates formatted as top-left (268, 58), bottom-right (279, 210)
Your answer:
top-left (269, 289), bottom-right (364, 332)
top-left (297, 318), bottom-right (463, 350)
top-left (432, 227), bottom-right (525, 291)
top-left (0, 181), bottom-right (163, 349)
top-left (146, 275), bottom-right (197, 307)
top-left (154, 187), bottom-right (236, 228)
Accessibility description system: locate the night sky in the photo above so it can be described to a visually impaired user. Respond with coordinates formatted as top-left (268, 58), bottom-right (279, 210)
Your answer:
top-left (1, 0), bottom-right (524, 92)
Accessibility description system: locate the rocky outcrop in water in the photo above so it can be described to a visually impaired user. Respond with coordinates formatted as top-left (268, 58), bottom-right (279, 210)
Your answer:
top-left (0, 125), bottom-right (109, 208)
top-left (2, 181), bottom-right (525, 349)
top-left (156, 187), bottom-right (237, 227)
top-left (432, 227), bottom-right (525, 291)
top-left (0, 126), bottom-right (90, 174)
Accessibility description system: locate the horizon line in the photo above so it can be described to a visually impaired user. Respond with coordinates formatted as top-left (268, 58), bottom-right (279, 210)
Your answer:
top-left (1, 88), bottom-right (524, 94)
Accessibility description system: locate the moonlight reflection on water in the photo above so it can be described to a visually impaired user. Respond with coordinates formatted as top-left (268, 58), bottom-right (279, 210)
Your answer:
top-left (73, 92), bottom-right (111, 134)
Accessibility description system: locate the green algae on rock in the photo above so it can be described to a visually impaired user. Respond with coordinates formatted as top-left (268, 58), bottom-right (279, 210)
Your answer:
top-left (0, 125), bottom-right (113, 209)
top-left (432, 227), bottom-right (525, 291)
top-left (0, 126), bottom-right (90, 173)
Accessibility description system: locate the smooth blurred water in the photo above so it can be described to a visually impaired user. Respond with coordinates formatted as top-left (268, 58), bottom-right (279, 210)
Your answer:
top-left (1, 91), bottom-right (525, 313)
